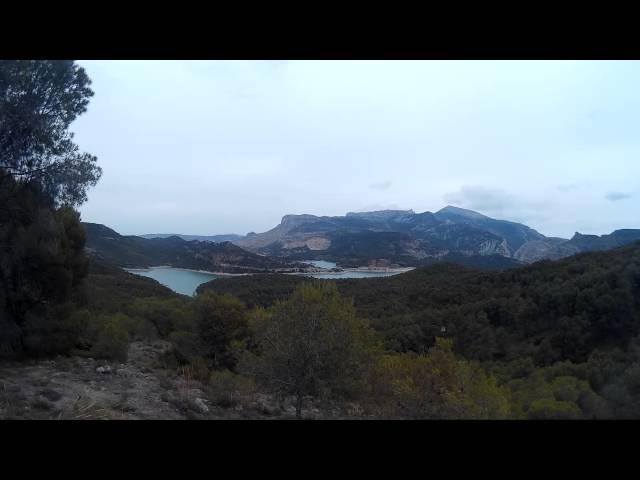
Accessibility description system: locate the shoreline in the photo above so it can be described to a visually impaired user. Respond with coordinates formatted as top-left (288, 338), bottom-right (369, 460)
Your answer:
top-left (344, 266), bottom-right (415, 274)
top-left (289, 266), bottom-right (415, 276)
top-left (124, 265), bottom-right (416, 277)
top-left (124, 266), bottom-right (251, 277)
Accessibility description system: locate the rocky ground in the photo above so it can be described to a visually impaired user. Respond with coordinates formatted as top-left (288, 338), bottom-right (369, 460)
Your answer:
top-left (0, 341), bottom-right (364, 420)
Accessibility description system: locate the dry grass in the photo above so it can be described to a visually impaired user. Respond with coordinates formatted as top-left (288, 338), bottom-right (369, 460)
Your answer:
top-left (55, 394), bottom-right (115, 420)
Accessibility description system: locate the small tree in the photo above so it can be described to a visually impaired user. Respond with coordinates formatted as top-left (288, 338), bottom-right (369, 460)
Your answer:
top-left (195, 291), bottom-right (249, 370)
top-left (241, 282), bottom-right (379, 419)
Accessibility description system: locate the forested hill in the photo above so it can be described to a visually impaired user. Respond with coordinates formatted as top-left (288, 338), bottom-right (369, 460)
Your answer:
top-left (82, 222), bottom-right (307, 273)
top-left (200, 241), bottom-right (640, 365)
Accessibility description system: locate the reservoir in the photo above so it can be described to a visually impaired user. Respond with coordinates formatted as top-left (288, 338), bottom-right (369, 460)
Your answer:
top-left (125, 267), bottom-right (222, 296)
top-left (126, 262), bottom-right (409, 296)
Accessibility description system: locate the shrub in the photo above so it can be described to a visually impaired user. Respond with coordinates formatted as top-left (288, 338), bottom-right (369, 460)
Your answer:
top-left (91, 315), bottom-right (130, 362)
top-left (190, 357), bottom-right (210, 383)
top-left (129, 297), bottom-right (192, 337)
top-left (120, 315), bottom-right (158, 341)
top-left (208, 370), bottom-right (256, 408)
top-left (21, 305), bottom-right (89, 356)
top-left (168, 330), bottom-right (201, 364)
top-left (527, 398), bottom-right (582, 419)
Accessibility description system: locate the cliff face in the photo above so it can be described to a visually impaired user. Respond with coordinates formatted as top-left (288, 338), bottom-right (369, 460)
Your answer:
top-left (514, 230), bottom-right (640, 263)
top-left (234, 214), bottom-right (322, 250)
top-left (513, 238), bottom-right (568, 263)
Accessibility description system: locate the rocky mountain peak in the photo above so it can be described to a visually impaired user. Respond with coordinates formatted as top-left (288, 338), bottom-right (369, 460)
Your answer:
top-left (280, 215), bottom-right (321, 230)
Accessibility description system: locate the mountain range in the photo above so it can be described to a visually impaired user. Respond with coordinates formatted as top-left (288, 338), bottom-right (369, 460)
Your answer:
top-left (94, 206), bottom-right (640, 272)
top-left (230, 206), bottom-right (640, 266)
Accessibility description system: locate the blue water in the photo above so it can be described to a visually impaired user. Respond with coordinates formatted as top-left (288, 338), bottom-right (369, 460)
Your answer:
top-left (127, 263), bottom-right (405, 296)
top-left (301, 260), bottom-right (403, 279)
top-left (305, 271), bottom-right (400, 279)
top-left (125, 267), bottom-right (221, 296)
top-left (303, 260), bottom-right (338, 269)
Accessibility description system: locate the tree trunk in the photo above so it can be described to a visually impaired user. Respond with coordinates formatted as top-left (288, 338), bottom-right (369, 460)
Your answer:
top-left (296, 393), bottom-right (303, 420)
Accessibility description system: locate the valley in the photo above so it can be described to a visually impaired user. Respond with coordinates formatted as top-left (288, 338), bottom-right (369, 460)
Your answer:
top-left (82, 207), bottom-right (640, 297)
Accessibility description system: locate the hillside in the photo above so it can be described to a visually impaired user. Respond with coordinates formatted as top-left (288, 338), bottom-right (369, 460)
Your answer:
top-left (196, 240), bottom-right (640, 419)
top-left (82, 223), bottom-right (308, 274)
top-left (201, 241), bottom-right (640, 365)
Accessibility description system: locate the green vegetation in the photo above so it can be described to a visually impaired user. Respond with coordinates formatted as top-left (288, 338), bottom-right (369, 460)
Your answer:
top-left (239, 282), bottom-right (380, 418)
top-left (88, 314), bottom-right (130, 362)
top-left (200, 242), bottom-right (640, 418)
top-left (370, 338), bottom-right (510, 419)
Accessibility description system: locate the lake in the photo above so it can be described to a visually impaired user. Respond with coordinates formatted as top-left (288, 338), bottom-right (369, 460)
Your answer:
top-left (125, 267), bottom-right (222, 296)
top-left (126, 261), bottom-right (407, 296)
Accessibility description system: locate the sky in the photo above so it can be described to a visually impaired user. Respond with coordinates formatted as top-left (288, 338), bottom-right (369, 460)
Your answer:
top-left (73, 60), bottom-right (640, 239)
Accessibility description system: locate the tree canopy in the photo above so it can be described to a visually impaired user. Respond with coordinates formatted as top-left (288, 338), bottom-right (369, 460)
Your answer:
top-left (0, 60), bottom-right (101, 206)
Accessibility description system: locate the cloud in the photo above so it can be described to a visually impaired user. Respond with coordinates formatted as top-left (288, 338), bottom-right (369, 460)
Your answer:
top-left (557, 181), bottom-right (590, 193)
top-left (442, 185), bottom-right (549, 225)
top-left (605, 191), bottom-right (633, 201)
top-left (443, 186), bottom-right (515, 214)
top-left (354, 203), bottom-right (403, 212)
top-left (558, 183), bottom-right (580, 193)
top-left (369, 180), bottom-right (392, 191)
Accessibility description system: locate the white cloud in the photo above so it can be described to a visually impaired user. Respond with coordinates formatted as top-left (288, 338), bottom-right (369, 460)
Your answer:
top-left (605, 191), bottom-right (633, 201)
top-left (369, 180), bottom-right (392, 191)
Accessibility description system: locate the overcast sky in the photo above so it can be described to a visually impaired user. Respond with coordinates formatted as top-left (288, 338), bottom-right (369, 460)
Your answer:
top-left (73, 60), bottom-right (640, 239)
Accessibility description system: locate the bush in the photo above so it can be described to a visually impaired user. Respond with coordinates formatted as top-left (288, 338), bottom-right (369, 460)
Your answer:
top-left (120, 315), bottom-right (158, 342)
top-left (91, 315), bottom-right (130, 362)
top-left (189, 357), bottom-right (210, 383)
top-left (129, 297), bottom-right (192, 337)
top-left (371, 339), bottom-right (511, 419)
top-left (208, 370), bottom-right (256, 408)
top-left (168, 330), bottom-right (201, 364)
top-left (21, 305), bottom-right (89, 356)
top-left (527, 398), bottom-right (582, 419)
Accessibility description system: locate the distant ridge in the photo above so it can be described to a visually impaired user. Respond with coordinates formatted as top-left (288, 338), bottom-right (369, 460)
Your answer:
top-left (140, 233), bottom-right (243, 243)
top-left (83, 223), bottom-right (304, 274)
